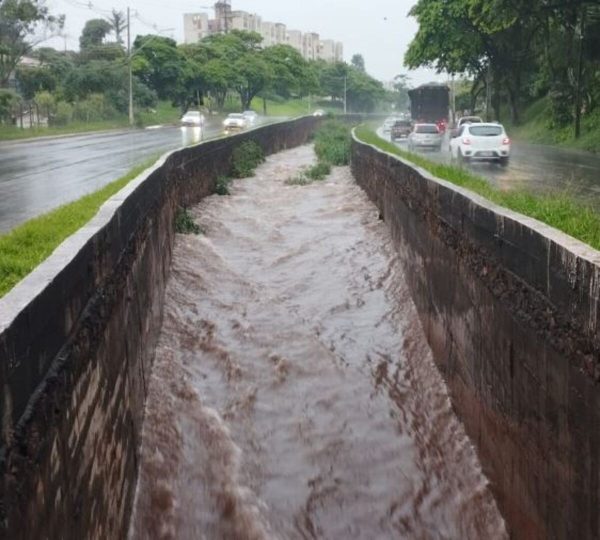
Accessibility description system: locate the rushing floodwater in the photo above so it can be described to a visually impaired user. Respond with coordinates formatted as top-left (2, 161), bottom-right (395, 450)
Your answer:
top-left (130, 146), bottom-right (507, 539)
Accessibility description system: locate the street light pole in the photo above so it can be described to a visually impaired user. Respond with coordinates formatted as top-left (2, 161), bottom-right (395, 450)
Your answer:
top-left (127, 6), bottom-right (134, 127)
top-left (344, 76), bottom-right (347, 114)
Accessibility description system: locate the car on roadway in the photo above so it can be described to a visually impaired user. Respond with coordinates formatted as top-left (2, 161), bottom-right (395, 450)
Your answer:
top-left (390, 120), bottom-right (412, 141)
top-left (449, 122), bottom-right (510, 166)
top-left (243, 110), bottom-right (258, 125)
top-left (382, 118), bottom-right (397, 133)
top-left (223, 113), bottom-right (247, 133)
top-left (313, 109), bottom-right (325, 117)
top-left (180, 110), bottom-right (205, 127)
top-left (451, 115), bottom-right (483, 137)
top-left (407, 123), bottom-right (443, 151)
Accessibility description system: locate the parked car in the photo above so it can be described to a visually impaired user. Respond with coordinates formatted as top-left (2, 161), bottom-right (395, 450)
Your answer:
top-left (390, 120), bottom-right (412, 141)
top-left (223, 113), bottom-right (247, 133)
top-left (449, 122), bottom-right (510, 165)
top-left (407, 123), bottom-right (443, 151)
top-left (313, 109), bottom-right (325, 117)
top-left (180, 110), bottom-right (205, 127)
top-left (243, 110), bottom-right (258, 124)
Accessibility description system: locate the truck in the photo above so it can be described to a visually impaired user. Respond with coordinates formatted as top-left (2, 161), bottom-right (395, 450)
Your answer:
top-left (408, 84), bottom-right (450, 131)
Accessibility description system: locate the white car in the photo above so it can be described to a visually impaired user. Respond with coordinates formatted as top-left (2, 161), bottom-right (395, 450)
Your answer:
top-left (407, 123), bottom-right (443, 151)
top-left (313, 109), bottom-right (325, 117)
top-left (243, 110), bottom-right (258, 124)
top-left (382, 118), bottom-right (396, 133)
top-left (180, 110), bottom-right (205, 127)
top-left (223, 113), bottom-right (247, 132)
top-left (449, 122), bottom-right (510, 166)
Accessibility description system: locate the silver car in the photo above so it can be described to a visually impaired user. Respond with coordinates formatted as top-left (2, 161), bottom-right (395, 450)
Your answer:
top-left (407, 123), bottom-right (443, 152)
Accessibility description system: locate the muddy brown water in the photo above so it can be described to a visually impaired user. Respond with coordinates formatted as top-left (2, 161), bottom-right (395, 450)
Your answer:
top-left (130, 145), bottom-right (507, 539)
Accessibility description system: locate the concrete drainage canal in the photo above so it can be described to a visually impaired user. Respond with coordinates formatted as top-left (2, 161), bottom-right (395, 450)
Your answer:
top-left (129, 145), bottom-right (507, 539)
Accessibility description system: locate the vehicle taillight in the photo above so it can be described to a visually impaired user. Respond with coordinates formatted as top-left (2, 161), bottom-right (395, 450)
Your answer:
top-left (462, 137), bottom-right (471, 145)
top-left (502, 137), bottom-right (510, 145)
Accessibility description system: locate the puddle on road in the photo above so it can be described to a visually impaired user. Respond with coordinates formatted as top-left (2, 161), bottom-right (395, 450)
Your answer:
top-left (130, 145), bottom-right (507, 539)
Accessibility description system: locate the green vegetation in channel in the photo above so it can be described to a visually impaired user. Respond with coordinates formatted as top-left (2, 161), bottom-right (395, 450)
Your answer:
top-left (215, 175), bottom-right (232, 195)
top-left (231, 140), bottom-right (265, 178)
top-left (314, 120), bottom-right (352, 166)
top-left (175, 207), bottom-right (202, 234)
top-left (0, 157), bottom-right (159, 299)
top-left (286, 121), bottom-right (351, 186)
top-left (354, 126), bottom-right (600, 251)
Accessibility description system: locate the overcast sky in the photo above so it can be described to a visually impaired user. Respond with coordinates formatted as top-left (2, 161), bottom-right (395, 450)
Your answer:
top-left (45, 0), bottom-right (444, 86)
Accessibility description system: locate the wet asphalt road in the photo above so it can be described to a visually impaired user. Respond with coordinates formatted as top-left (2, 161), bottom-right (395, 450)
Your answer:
top-left (0, 117), bottom-right (277, 234)
top-left (379, 129), bottom-right (600, 204)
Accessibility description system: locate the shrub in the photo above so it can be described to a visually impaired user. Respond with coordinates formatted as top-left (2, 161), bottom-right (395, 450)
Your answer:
top-left (313, 121), bottom-right (351, 165)
top-left (73, 93), bottom-right (118, 123)
top-left (175, 207), bottom-right (202, 234)
top-left (51, 102), bottom-right (73, 126)
top-left (215, 175), bottom-right (232, 195)
top-left (305, 161), bottom-right (331, 180)
top-left (0, 89), bottom-right (21, 124)
top-left (231, 140), bottom-right (265, 178)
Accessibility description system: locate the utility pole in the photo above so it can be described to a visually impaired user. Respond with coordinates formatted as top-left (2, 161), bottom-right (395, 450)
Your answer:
top-left (127, 6), bottom-right (134, 127)
top-left (485, 65), bottom-right (492, 121)
top-left (344, 76), bottom-right (347, 114)
top-left (574, 4), bottom-right (586, 139)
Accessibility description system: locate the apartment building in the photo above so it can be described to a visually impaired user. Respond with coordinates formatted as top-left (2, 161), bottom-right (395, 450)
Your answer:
top-left (183, 1), bottom-right (343, 62)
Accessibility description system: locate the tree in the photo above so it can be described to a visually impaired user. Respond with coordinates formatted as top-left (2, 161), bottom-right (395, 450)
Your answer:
top-left (15, 65), bottom-right (56, 99)
top-left (0, 0), bottom-right (64, 87)
top-left (345, 67), bottom-right (384, 112)
top-left (132, 35), bottom-right (184, 101)
top-left (234, 52), bottom-right (271, 110)
top-left (351, 54), bottom-right (365, 72)
top-left (262, 44), bottom-right (318, 103)
top-left (107, 9), bottom-right (126, 44)
top-left (79, 18), bottom-right (112, 51)
top-left (391, 74), bottom-right (410, 111)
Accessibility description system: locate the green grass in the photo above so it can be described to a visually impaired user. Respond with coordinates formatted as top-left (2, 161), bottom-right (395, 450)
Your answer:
top-left (138, 101), bottom-right (181, 126)
top-left (248, 97), bottom-right (340, 117)
top-left (0, 101), bottom-right (181, 142)
top-left (0, 157), bottom-right (159, 298)
top-left (355, 126), bottom-right (600, 250)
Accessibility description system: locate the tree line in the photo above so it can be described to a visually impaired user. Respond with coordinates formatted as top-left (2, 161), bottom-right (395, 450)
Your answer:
top-left (0, 1), bottom-right (399, 127)
top-left (405, 0), bottom-right (600, 136)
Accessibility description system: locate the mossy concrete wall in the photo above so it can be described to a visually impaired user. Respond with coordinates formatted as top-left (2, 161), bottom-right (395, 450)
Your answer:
top-left (351, 133), bottom-right (600, 540)
top-left (0, 117), bottom-right (320, 539)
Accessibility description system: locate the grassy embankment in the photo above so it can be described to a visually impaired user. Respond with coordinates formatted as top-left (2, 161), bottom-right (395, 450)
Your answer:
top-left (506, 97), bottom-right (600, 153)
top-left (0, 101), bottom-right (181, 142)
top-left (0, 157), bottom-right (159, 299)
top-left (246, 97), bottom-right (341, 117)
top-left (355, 125), bottom-right (600, 250)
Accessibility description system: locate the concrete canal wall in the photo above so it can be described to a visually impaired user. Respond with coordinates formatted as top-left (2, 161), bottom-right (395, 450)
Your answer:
top-left (351, 132), bottom-right (600, 539)
top-left (0, 117), bottom-right (319, 539)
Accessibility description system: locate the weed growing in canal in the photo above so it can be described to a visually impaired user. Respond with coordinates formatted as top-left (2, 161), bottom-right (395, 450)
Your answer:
top-left (285, 162), bottom-right (332, 186)
top-left (175, 207), bottom-right (202, 235)
top-left (215, 175), bottom-right (232, 196)
top-left (231, 140), bottom-right (265, 178)
top-left (354, 126), bottom-right (600, 251)
top-left (305, 161), bottom-right (332, 180)
top-left (314, 121), bottom-right (352, 166)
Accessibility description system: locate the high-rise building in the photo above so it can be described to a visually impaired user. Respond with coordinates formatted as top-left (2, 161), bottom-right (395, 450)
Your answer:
top-left (183, 2), bottom-right (343, 62)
